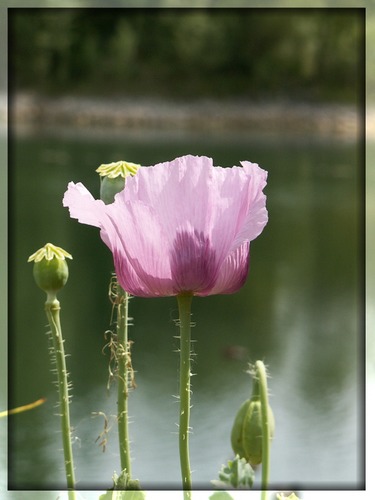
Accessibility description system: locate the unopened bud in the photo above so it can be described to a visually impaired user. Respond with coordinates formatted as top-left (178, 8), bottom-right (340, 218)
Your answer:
top-left (231, 370), bottom-right (275, 465)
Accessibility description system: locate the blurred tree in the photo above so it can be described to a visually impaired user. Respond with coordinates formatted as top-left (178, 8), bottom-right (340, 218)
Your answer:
top-left (9, 8), bottom-right (363, 102)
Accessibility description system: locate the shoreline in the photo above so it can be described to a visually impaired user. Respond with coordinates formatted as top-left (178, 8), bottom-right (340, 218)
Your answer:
top-left (10, 93), bottom-right (362, 139)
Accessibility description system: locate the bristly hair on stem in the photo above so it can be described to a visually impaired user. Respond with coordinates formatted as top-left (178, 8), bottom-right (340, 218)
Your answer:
top-left (103, 274), bottom-right (136, 392)
top-left (28, 244), bottom-right (76, 495)
top-left (44, 300), bottom-right (76, 494)
top-left (176, 294), bottom-right (194, 496)
top-left (45, 327), bottom-right (74, 402)
top-left (103, 273), bottom-right (137, 484)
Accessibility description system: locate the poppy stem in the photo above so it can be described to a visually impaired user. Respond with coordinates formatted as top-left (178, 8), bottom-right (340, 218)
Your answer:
top-left (116, 284), bottom-right (132, 479)
top-left (177, 294), bottom-right (193, 498)
top-left (44, 298), bottom-right (76, 494)
top-left (255, 360), bottom-right (271, 500)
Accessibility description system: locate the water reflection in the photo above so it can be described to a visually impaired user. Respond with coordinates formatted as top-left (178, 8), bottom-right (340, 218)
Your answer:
top-left (9, 125), bottom-right (363, 491)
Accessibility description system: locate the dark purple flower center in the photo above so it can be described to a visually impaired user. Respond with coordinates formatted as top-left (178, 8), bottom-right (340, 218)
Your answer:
top-left (171, 229), bottom-right (218, 295)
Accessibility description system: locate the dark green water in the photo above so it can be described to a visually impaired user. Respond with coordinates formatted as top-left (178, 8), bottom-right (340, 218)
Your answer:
top-left (8, 125), bottom-right (363, 491)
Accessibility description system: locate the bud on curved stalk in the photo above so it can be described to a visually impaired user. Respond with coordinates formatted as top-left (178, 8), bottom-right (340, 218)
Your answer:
top-left (96, 160), bottom-right (140, 204)
top-left (231, 361), bottom-right (274, 499)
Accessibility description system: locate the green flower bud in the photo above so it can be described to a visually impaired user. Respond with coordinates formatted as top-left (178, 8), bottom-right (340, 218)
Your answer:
top-left (96, 160), bottom-right (140, 204)
top-left (231, 386), bottom-right (275, 465)
top-left (28, 243), bottom-right (72, 298)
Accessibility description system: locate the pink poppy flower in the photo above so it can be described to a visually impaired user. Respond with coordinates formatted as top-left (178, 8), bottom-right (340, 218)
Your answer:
top-left (63, 155), bottom-right (268, 298)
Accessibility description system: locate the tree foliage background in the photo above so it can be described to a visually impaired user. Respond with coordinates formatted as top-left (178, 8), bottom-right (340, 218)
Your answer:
top-left (10, 8), bottom-right (363, 102)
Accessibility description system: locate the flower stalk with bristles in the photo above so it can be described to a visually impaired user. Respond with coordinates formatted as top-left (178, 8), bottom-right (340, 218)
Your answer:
top-left (256, 360), bottom-right (273, 500)
top-left (28, 243), bottom-right (76, 497)
top-left (231, 360), bottom-right (274, 500)
top-left (97, 161), bottom-right (140, 485)
top-left (177, 293), bottom-right (193, 500)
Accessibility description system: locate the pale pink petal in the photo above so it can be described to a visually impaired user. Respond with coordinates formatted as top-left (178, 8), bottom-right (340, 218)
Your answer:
top-left (229, 161), bottom-right (268, 250)
top-left (207, 165), bottom-right (254, 264)
top-left (119, 156), bottom-right (215, 249)
top-left (106, 200), bottom-right (174, 296)
top-left (113, 248), bottom-right (172, 298)
top-left (63, 182), bottom-right (172, 296)
top-left (63, 182), bottom-right (106, 228)
top-left (63, 181), bottom-right (115, 250)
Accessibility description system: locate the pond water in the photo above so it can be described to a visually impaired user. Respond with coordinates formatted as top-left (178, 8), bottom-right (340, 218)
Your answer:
top-left (8, 124), bottom-right (363, 493)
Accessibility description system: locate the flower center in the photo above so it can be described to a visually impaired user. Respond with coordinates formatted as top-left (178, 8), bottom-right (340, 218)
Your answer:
top-left (171, 229), bottom-right (218, 294)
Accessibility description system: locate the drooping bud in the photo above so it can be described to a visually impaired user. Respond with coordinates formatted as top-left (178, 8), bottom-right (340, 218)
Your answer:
top-left (230, 365), bottom-right (275, 465)
top-left (28, 243), bottom-right (72, 300)
top-left (96, 160), bottom-right (140, 204)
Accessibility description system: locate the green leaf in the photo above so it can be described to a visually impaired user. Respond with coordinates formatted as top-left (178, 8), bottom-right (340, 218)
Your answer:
top-left (99, 491), bottom-right (145, 500)
top-left (209, 492), bottom-right (235, 500)
top-left (276, 494), bottom-right (300, 500)
top-left (112, 469), bottom-right (141, 490)
top-left (211, 455), bottom-right (254, 489)
top-left (99, 470), bottom-right (145, 500)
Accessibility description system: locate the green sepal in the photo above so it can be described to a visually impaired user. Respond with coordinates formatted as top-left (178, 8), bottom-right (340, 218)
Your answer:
top-left (230, 399), bottom-right (251, 459)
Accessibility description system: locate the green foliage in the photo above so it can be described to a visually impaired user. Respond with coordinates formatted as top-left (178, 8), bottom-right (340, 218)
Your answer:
top-left (99, 469), bottom-right (144, 500)
top-left (99, 491), bottom-right (145, 500)
top-left (276, 494), bottom-right (301, 500)
top-left (209, 492), bottom-right (235, 500)
top-left (112, 469), bottom-right (142, 490)
top-left (211, 455), bottom-right (255, 489)
top-left (9, 9), bottom-right (362, 102)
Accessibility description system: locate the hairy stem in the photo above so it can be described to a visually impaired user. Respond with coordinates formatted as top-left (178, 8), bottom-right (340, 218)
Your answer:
top-left (255, 360), bottom-right (271, 500)
top-left (116, 285), bottom-right (132, 478)
top-left (45, 298), bottom-right (76, 494)
top-left (177, 294), bottom-right (193, 498)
